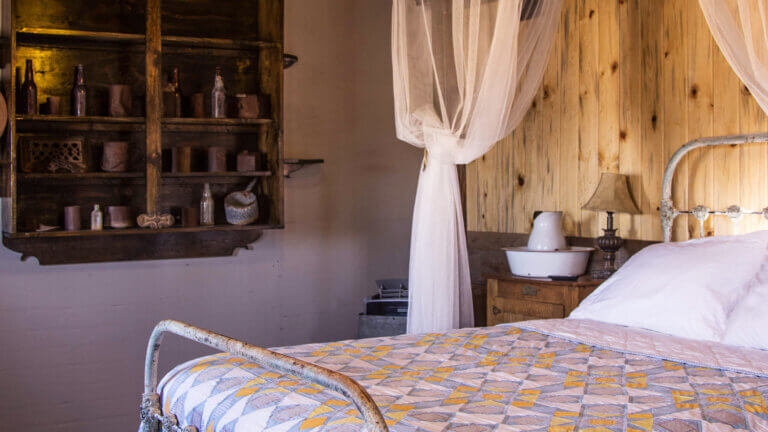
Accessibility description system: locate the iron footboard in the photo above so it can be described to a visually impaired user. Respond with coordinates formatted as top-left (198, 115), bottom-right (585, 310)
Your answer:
top-left (139, 319), bottom-right (389, 432)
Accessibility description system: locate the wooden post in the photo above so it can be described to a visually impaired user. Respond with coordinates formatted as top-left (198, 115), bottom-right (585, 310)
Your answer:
top-left (145, 0), bottom-right (161, 217)
top-left (6, 3), bottom-right (16, 233)
top-left (138, 0), bottom-right (173, 229)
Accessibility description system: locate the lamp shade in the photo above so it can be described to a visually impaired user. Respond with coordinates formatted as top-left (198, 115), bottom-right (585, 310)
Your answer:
top-left (582, 173), bottom-right (641, 214)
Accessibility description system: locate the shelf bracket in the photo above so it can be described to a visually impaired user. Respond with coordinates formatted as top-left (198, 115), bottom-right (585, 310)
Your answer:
top-left (283, 53), bottom-right (299, 69)
top-left (283, 158), bottom-right (324, 178)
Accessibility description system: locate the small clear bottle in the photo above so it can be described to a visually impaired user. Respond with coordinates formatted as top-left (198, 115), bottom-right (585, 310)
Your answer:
top-left (90, 204), bottom-right (103, 231)
top-left (200, 183), bottom-right (214, 226)
top-left (211, 67), bottom-right (226, 119)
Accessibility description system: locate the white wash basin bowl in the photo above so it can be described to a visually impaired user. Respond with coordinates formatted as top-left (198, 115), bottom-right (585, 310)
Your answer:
top-left (503, 246), bottom-right (595, 278)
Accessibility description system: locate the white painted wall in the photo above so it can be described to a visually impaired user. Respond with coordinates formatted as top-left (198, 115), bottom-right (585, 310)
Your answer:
top-left (0, 1), bottom-right (420, 430)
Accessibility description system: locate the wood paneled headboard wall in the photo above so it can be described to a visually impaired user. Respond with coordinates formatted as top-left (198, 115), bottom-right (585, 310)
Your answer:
top-left (465, 0), bottom-right (768, 242)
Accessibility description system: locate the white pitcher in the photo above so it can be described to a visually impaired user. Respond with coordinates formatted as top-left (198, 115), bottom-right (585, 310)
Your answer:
top-left (527, 211), bottom-right (567, 251)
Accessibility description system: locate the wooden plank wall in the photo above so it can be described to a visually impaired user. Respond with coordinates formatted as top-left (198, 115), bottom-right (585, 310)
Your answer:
top-left (466, 0), bottom-right (768, 241)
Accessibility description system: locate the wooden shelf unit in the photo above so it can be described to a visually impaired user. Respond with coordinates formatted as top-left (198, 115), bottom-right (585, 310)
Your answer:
top-left (2, 0), bottom-right (285, 265)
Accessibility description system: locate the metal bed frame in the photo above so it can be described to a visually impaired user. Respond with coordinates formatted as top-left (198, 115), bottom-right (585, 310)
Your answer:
top-left (661, 133), bottom-right (768, 242)
top-left (139, 133), bottom-right (768, 432)
top-left (139, 320), bottom-right (388, 432)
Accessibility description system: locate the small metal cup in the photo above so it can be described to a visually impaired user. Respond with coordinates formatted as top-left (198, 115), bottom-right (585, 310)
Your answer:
top-left (191, 93), bottom-right (206, 118)
top-left (181, 207), bottom-right (199, 227)
top-left (236, 94), bottom-right (260, 119)
top-left (101, 141), bottom-right (130, 172)
top-left (172, 146), bottom-right (192, 173)
top-left (207, 146), bottom-right (227, 172)
top-left (236, 151), bottom-right (256, 172)
top-left (107, 206), bottom-right (133, 229)
top-left (64, 205), bottom-right (81, 231)
top-left (46, 96), bottom-right (62, 116)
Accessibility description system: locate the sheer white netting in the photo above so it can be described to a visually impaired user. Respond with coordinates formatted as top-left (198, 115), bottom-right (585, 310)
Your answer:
top-left (699, 0), bottom-right (768, 115)
top-left (392, 0), bottom-right (562, 334)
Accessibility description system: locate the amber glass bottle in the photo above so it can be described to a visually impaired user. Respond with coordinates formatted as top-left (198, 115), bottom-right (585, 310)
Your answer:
top-left (20, 60), bottom-right (37, 115)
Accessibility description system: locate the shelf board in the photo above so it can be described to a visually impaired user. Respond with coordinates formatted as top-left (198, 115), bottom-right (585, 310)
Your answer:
top-left (16, 115), bottom-right (145, 132)
top-left (5, 224), bottom-right (279, 239)
top-left (162, 118), bottom-right (271, 126)
top-left (17, 28), bottom-right (145, 45)
top-left (162, 117), bottom-right (273, 133)
top-left (162, 171), bottom-right (272, 184)
top-left (16, 115), bottom-right (272, 133)
top-left (16, 28), bottom-right (280, 51)
top-left (20, 172), bottom-right (145, 184)
top-left (163, 35), bottom-right (279, 51)
top-left (21, 172), bottom-right (144, 179)
top-left (17, 115), bottom-right (144, 123)
top-left (18, 172), bottom-right (271, 185)
top-left (163, 171), bottom-right (271, 178)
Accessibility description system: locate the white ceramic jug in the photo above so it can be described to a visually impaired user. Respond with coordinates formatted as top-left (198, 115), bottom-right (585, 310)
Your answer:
top-left (527, 211), bottom-right (567, 251)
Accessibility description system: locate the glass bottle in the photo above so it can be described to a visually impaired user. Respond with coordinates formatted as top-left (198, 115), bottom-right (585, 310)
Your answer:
top-left (90, 204), bottom-right (103, 231)
top-left (20, 60), bottom-right (37, 115)
top-left (164, 67), bottom-right (182, 117)
top-left (72, 64), bottom-right (87, 117)
top-left (200, 183), bottom-right (214, 226)
top-left (211, 67), bottom-right (226, 118)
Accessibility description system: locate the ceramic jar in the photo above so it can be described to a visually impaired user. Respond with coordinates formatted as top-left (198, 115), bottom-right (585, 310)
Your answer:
top-left (527, 211), bottom-right (567, 251)
top-left (108, 85), bottom-right (132, 117)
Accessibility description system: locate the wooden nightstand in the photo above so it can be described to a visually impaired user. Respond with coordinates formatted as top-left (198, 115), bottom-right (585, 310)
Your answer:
top-left (486, 275), bottom-right (603, 325)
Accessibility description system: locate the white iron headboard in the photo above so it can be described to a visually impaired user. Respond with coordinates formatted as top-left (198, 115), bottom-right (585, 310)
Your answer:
top-left (661, 133), bottom-right (768, 242)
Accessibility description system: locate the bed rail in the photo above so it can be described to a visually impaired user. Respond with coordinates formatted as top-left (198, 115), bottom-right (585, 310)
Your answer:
top-left (139, 320), bottom-right (388, 432)
top-left (661, 133), bottom-right (768, 242)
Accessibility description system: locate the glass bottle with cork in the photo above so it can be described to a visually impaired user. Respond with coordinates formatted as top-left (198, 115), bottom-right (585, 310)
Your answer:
top-left (211, 67), bottom-right (226, 119)
top-left (72, 64), bottom-right (87, 117)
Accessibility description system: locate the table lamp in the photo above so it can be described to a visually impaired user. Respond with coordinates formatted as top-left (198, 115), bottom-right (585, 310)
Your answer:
top-left (582, 172), bottom-right (640, 279)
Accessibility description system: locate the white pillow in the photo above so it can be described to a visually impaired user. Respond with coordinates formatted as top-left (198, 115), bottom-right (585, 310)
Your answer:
top-left (570, 230), bottom-right (768, 342)
top-left (721, 262), bottom-right (768, 350)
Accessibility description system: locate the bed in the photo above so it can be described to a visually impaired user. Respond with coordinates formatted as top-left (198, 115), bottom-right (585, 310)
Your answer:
top-left (139, 134), bottom-right (768, 432)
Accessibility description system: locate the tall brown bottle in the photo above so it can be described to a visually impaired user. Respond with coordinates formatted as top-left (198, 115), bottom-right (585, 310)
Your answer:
top-left (72, 64), bottom-right (87, 117)
top-left (163, 67), bottom-right (182, 117)
top-left (20, 60), bottom-right (37, 115)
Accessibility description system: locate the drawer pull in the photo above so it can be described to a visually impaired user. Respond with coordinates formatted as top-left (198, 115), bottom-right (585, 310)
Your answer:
top-left (492, 305), bottom-right (501, 315)
top-left (522, 285), bottom-right (539, 296)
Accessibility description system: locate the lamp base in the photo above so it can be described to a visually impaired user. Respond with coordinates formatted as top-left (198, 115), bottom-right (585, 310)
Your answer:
top-left (591, 212), bottom-right (623, 280)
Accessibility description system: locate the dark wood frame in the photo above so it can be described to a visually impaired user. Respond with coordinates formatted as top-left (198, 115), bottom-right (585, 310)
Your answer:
top-left (0, 0), bottom-right (285, 265)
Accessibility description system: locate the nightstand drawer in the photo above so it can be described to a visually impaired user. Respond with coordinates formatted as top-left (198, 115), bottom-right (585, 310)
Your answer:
top-left (496, 279), bottom-right (564, 304)
top-left (486, 276), bottom-right (602, 326)
top-left (489, 297), bottom-right (565, 322)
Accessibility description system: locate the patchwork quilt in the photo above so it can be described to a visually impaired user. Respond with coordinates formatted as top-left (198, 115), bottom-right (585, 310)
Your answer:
top-left (158, 319), bottom-right (768, 431)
